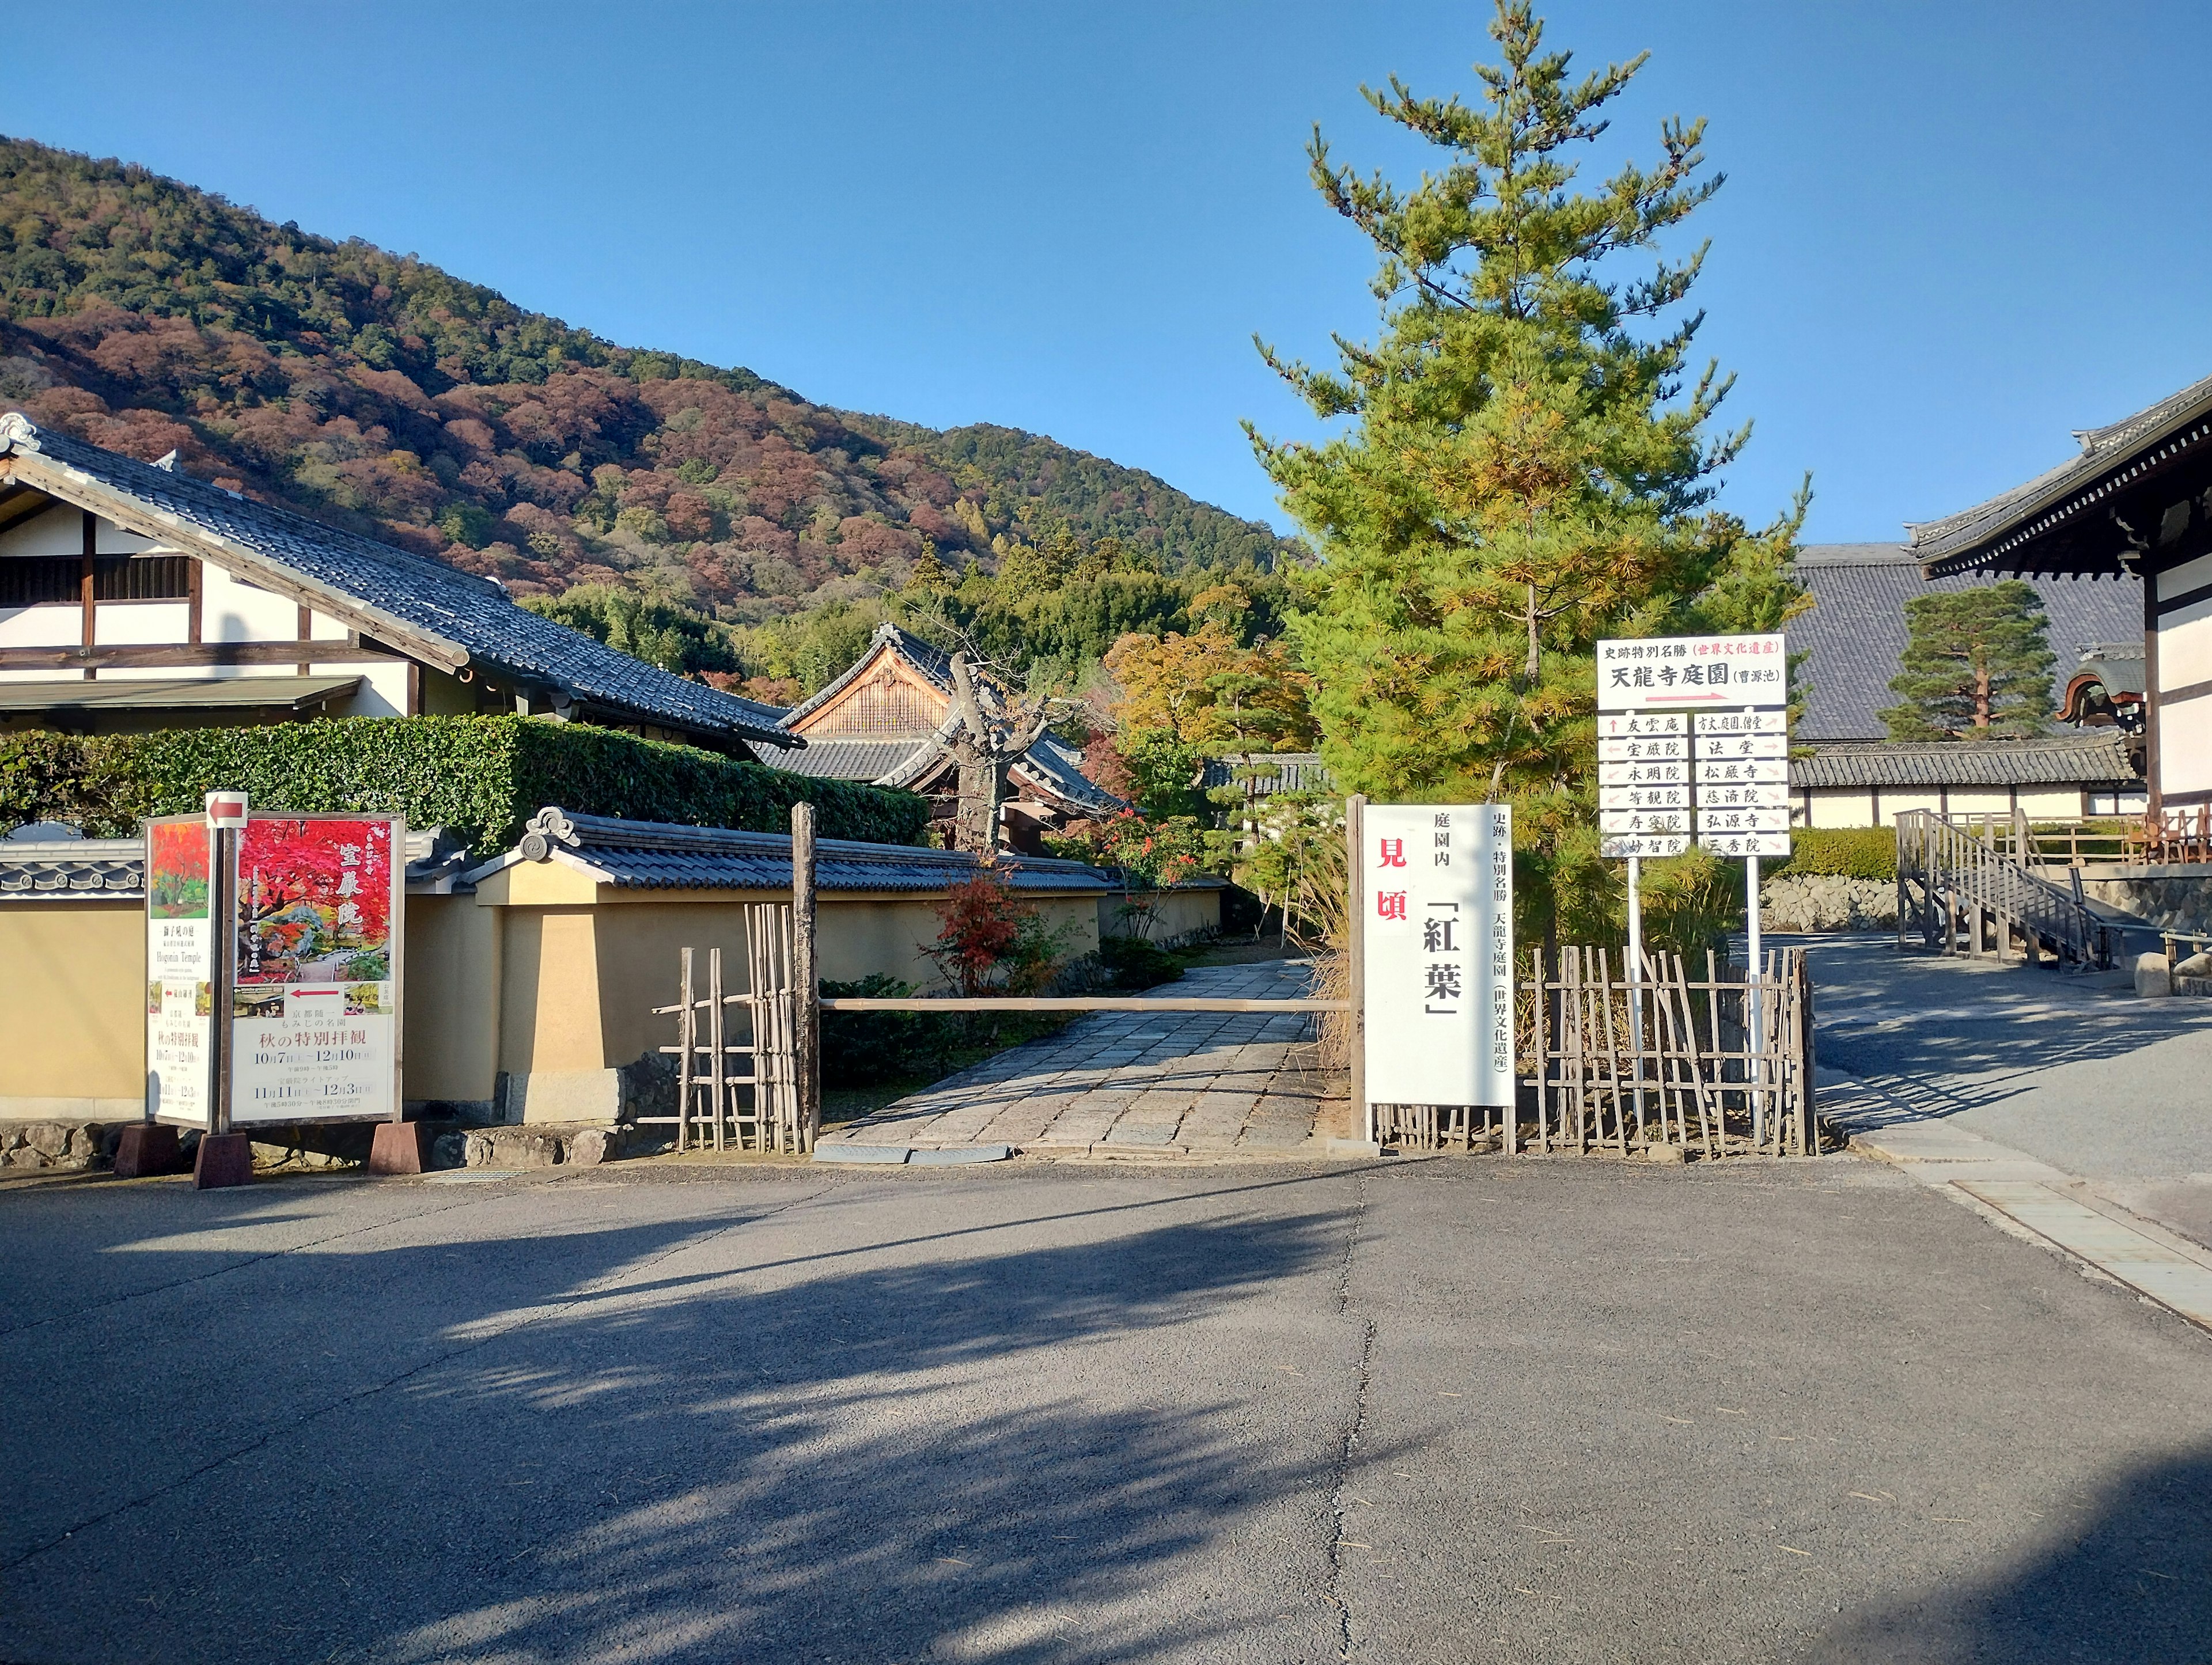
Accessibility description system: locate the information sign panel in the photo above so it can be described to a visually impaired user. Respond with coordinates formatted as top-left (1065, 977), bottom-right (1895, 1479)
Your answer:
top-left (1698, 829), bottom-right (1791, 858)
top-left (1362, 803), bottom-right (1513, 1109)
top-left (1601, 833), bottom-right (1691, 858)
top-left (1596, 634), bottom-right (1787, 711)
top-left (1599, 784), bottom-right (1691, 812)
top-left (144, 817), bottom-right (217, 1127)
top-left (1598, 735), bottom-right (1688, 763)
top-left (229, 816), bottom-right (404, 1125)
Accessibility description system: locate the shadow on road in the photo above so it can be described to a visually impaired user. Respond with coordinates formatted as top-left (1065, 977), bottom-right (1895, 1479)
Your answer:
top-left (2, 1177), bottom-right (1363, 1664)
top-left (1804, 1447), bottom-right (2212, 1664)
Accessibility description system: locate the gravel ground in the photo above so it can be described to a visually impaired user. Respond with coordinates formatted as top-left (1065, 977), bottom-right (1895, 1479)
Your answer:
top-left (2, 1154), bottom-right (2207, 1663)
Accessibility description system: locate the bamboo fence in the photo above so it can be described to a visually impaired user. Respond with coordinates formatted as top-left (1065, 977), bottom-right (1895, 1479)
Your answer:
top-left (1376, 945), bottom-right (1819, 1158)
top-left (650, 903), bottom-right (808, 1154)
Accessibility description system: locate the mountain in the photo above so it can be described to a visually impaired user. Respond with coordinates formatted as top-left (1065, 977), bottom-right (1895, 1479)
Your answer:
top-left (0, 135), bottom-right (1295, 613)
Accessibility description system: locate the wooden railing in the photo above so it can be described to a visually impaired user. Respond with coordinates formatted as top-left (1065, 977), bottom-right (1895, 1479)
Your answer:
top-left (1948, 808), bottom-right (2212, 868)
top-left (1894, 810), bottom-right (2114, 968)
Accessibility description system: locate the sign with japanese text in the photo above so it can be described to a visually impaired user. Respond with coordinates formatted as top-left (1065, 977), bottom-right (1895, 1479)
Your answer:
top-left (1362, 804), bottom-right (1514, 1109)
top-left (1596, 633), bottom-right (1787, 711)
top-left (229, 816), bottom-right (403, 1124)
top-left (1598, 634), bottom-right (1791, 858)
top-left (144, 817), bottom-right (217, 1126)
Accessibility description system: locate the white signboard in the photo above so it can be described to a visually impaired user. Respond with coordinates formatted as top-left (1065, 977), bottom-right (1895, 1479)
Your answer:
top-left (1602, 833), bottom-right (1692, 858)
top-left (1597, 634), bottom-right (1787, 711)
top-left (145, 817), bottom-right (217, 1126)
top-left (1362, 804), bottom-right (1514, 1109)
top-left (1699, 829), bottom-right (1791, 858)
top-left (228, 816), bottom-right (404, 1125)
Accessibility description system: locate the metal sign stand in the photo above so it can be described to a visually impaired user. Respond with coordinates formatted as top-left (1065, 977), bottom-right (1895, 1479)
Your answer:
top-left (194, 802), bottom-right (252, 1189)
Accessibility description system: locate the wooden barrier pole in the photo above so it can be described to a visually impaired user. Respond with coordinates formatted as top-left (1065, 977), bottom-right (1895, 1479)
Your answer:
top-left (791, 803), bottom-right (820, 1148)
top-left (1346, 792), bottom-right (1368, 1146)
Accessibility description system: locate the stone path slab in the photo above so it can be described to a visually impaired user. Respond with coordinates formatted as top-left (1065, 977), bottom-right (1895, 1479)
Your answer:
top-left (817, 958), bottom-right (1350, 1158)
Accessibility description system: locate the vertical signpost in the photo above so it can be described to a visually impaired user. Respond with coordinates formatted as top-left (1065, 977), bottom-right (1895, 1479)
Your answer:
top-left (1360, 803), bottom-right (1514, 1144)
top-left (1597, 634), bottom-right (1789, 1137)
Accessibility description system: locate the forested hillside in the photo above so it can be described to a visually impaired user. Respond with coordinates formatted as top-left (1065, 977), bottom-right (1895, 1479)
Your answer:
top-left (0, 135), bottom-right (1294, 616)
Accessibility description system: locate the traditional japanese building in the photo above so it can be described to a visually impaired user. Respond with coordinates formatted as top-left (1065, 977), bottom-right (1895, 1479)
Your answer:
top-left (0, 415), bottom-right (794, 755)
top-left (1782, 541), bottom-right (2145, 826)
top-left (760, 622), bottom-right (1122, 847)
top-left (1905, 372), bottom-right (2212, 814)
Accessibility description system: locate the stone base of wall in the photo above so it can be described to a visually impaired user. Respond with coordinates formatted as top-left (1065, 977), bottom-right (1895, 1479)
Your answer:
top-left (2080, 875), bottom-right (2212, 935)
top-left (1, 1121), bottom-right (113, 1172)
top-left (1759, 874), bottom-right (1900, 932)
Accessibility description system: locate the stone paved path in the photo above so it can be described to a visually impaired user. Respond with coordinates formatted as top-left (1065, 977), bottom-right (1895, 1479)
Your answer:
top-left (817, 959), bottom-right (1350, 1156)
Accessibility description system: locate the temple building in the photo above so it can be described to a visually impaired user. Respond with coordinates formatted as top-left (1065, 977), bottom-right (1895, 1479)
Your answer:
top-left (0, 415), bottom-right (794, 756)
top-left (1783, 541), bottom-right (2143, 826)
top-left (759, 622), bottom-right (1123, 848)
top-left (1906, 371), bottom-right (2212, 817)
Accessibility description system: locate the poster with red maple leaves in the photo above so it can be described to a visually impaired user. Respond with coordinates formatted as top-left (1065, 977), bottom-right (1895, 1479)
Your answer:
top-left (229, 816), bottom-right (403, 1124)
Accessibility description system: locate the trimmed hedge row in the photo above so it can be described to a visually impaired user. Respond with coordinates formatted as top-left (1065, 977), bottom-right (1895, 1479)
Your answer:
top-left (1768, 827), bottom-right (1895, 882)
top-left (0, 716), bottom-right (931, 854)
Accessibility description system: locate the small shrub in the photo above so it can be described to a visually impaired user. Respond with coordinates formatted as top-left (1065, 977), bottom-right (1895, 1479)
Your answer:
top-left (819, 976), bottom-right (963, 1088)
top-left (1772, 828), bottom-right (1895, 882)
top-left (924, 871), bottom-right (1075, 995)
top-left (1097, 935), bottom-right (1182, 991)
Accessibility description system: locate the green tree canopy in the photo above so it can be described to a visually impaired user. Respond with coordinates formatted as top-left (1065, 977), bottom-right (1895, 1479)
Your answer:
top-left (1879, 582), bottom-right (2055, 740)
top-left (1247, 1), bottom-right (1806, 942)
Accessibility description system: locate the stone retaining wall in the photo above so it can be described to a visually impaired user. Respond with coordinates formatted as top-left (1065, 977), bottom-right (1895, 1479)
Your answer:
top-left (1758, 874), bottom-right (1899, 932)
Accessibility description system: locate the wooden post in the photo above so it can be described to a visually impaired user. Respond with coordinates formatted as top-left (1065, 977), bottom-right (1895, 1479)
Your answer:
top-left (79, 509), bottom-right (97, 681)
top-left (791, 802), bottom-right (820, 1147)
top-left (1346, 792), bottom-right (1368, 1146)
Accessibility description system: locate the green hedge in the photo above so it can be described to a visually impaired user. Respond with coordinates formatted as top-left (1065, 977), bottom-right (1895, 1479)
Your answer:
top-left (1768, 827), bottom-right (1895, 882)
top-left (0, 716), bottom-right (930, 855)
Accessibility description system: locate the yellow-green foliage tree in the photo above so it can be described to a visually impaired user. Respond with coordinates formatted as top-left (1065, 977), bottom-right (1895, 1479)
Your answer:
top-left (1247, 1), bottom-right (1806, 949)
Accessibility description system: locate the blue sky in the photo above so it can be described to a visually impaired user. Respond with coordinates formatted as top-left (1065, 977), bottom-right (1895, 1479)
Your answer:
top-left (10, 3), bottom-right (2211, 545)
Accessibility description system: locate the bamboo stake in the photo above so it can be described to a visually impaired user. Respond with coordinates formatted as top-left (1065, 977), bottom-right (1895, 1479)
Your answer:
top-left (1596, 947), bottom-right (1627, 1155)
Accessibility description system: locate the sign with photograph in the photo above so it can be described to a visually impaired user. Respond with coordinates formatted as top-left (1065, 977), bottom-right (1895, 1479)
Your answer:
top-left (144, 817), bottom-right (217, 1126)
top-left (1362, 804), bottom-right (1514, 1109)
top-left (229, 817), bottom-right (403, 1125)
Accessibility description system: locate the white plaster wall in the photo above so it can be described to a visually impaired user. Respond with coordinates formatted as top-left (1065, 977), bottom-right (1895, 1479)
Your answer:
top-left (2159, 695), bottom-right (2212, 799)
top-left (334, 662), bottom-right (411, 718)
top-left (200, 563), bottom-right (300, 643)
top-left (92, 601), bottom-right (190, 645)
top-left (2158, 597), bottom-right (2212, 691)
top-left (0, 608), bottom-right (79, 654)
top-left (0, 508), bottom-right (154, 559)
top-left (2158, 551), bottom-right (2212, 603)
top-left (1805, 790), bottom-right (1877, 829)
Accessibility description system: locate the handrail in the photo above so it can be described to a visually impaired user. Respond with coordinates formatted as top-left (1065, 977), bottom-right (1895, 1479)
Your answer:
top-left (1894, 809), bottom-right (2113, 968)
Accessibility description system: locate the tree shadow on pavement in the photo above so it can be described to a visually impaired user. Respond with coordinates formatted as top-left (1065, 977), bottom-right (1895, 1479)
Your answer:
top-left (1, 1181), bottom-right (1363, 1664)
top-left (1802, 1447), bottom-right (2212, 1664)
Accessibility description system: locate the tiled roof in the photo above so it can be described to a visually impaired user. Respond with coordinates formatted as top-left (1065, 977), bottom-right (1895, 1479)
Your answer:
top-left (0, 836), bottom-right (144, 898)
top-left (465, 806), bottom-right (1113, 893)
top-left (1013, 734), bottom-right (1123, 815)
top-left (1197, 753), bottom-right (1334, 797)
top-left (1790, 733), bottom-right (2138, 790)
top-left (763, 738), bottom-right (925, 781)
top-left (0, 415), bottom-right (792, 749)
top-left (1906, 370), bottom-right (2212, 573)
top-left (0, 824), bottom-right (469, 900)
top-left (1791, 544), bottom-right (2140, 742)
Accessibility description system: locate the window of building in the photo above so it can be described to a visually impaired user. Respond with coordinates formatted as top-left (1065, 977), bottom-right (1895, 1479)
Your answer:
top-left (0, 555), bottom-right (194, 605)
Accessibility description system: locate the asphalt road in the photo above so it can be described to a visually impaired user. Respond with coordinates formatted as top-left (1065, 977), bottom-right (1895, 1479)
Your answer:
top-left (1800, 933), bottom-right (2212, 1247)
top-left (2, 1155), bottom-right (2207, 1664)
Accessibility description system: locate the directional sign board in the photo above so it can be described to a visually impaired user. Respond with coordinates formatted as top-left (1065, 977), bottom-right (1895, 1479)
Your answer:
top-left (1598, 634), bottom-right (1790, 858)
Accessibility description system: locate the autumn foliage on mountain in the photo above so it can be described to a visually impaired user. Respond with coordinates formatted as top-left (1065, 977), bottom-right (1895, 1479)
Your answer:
top-left (0, 135), bottom-right (1293, 616)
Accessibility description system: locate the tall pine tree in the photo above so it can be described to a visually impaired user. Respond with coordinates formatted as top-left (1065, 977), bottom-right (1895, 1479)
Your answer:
top-left (1879, 582), bottom-right (2055, 740)
top-left (1247, 1), bottom-right (1805, 941)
